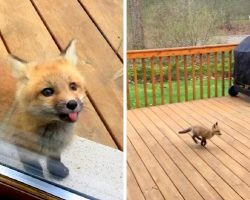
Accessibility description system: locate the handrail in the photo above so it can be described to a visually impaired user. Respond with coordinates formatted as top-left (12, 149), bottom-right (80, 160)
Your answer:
top-left (127, 44), bottom-right (238, 59)
top-left (127, 43), bottom-right (239, 109)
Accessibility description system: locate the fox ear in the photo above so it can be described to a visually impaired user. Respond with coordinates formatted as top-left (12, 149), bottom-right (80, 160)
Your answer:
top-left (62, 39), bottom-right (78, 66)
top-left (9, 55), bottom-right (28, 81)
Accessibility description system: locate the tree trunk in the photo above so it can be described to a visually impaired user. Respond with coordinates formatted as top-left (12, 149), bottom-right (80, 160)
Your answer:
top-left (130, 0), bottom-right (144, 49)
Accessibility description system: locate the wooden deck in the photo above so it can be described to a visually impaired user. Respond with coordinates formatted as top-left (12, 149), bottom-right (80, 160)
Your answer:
top-left (128, 95), bottom-right (250, 200)
top-left (0, 0), bottom-right (123, 150)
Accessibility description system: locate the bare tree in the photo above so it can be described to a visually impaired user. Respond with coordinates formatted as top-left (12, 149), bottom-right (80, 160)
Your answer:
top-left (128, 0), bottom-right (250, 49)
top-left (147, 0), bottom-right (221, 47)
top-left (129, 0), bottom-right (145, 49)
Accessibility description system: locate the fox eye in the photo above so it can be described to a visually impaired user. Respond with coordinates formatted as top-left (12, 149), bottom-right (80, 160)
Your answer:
top-left (69, 82), bottom-right (77, 91)
top-left (41, 88), bottom-right (54, 97)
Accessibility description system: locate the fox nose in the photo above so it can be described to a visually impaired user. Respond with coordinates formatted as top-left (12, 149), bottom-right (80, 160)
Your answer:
top-left (66, 100), bottom-right (78, 110)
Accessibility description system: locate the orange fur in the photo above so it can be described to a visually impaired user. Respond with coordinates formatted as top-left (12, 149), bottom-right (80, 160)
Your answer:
top-left (1, 43), bottom-right (85, 156)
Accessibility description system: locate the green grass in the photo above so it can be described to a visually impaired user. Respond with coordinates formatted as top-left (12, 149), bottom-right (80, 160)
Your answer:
top-left (127, 57), bottom-right (232, 82)
top-left (128, 79), bottom-right (230, 108)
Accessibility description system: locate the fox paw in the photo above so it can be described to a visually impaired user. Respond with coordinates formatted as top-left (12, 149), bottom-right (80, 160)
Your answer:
top-left (201, 140), bottom-right (207, 147)
top-left (47, 159), bottom-right (69, 178)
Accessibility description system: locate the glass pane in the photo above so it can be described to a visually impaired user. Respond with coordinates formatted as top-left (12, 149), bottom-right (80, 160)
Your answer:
top-left (0, 34), bottom-right (123, 200)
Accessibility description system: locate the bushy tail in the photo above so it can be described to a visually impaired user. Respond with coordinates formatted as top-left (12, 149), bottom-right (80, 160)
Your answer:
top-left (178, 128), bottom-right (192, 134)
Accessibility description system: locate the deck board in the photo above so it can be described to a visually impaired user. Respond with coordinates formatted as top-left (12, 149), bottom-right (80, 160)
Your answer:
top-left (0, 37), bottom-right (8, 56)
top-left (195, 99), bottom-right (250, 146)
top-left (168, 103), bottom-right (250, 197)
top-left (128, 112), bottom-right (203, 200)
top-left (32, 0), bottom-right (123, 149)
top-left (0, 0), bottom-right (121, 149)
top-left (128, 95), bottom-right (250, 200)
top-left (187, 100), bottom-right (250, 157)
top-left (79, 0), bottom-right (123, 58)
top-left (128, 120), bottom-right (185, 200)
top-left (127, 165), bottom-right (145, 200)
top-left (205, 99), bottom-right (250, 136)
top-left (127, 139), bottom-right (164, 200)
top-left (172, 103), bottom-right (250, 174)
top-left (190, 99), bottom-right (250, 151)
top-left (0, 39), bottom-right (17, 121)
top-left (0, 0), bottom-right (58, 61)
top-left (130, 109), bottom-right (222, 200)
top-left (127, 129), bottom-right (165, 200)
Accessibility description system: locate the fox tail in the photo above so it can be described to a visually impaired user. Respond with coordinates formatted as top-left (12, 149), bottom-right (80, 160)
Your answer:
top-left (178, 128), bottom-right (192, 134)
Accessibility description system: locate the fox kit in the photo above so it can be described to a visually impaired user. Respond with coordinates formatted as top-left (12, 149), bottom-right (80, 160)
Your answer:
top-left (4, 40), bottom-right (85, 178)
top-left (178, 122), bottom-right (221, 146)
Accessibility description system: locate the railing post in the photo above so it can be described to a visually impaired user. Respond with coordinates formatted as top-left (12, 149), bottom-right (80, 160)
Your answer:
top-left (199, 54), bottom-right (203, 99)
top-left (127, 74), bottom-right (131, 109)
top-left (183, 55), bottom-right (188, 101)
top-left (229, 50), bottom-right (232, 87)
top-left (191, 54), bottom-right (196, 100)
top-left (167, 56), bottom-right (173, 104)
top-left (176, 56), bottom-right (180, 102)
top-left (150, 57), bottom-right (156, 106)
top-left (133, 59), bottom-right (140, 108)
top-left (221, 51), bottom-right (225, 96)
top-left (142, 58), bottom-right (148, 107)
top-left (159, 57), bottom-right (164, 105)
top-left (207, 53), bottom-right (211, 98)
top-left (214, 52), bottom-right (218, 97)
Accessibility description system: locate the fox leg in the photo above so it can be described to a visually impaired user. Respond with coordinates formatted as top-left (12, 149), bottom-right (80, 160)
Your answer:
top-left (192, 135), bottom-right (198, 143)
top-left (47, 153), bottom-right (69, 178)
top-left (201, 138), bottom-right (207, 146)
top-left (196, 136), bottom-right (202, 140)
top-left (18, 147), bottom-right (44, 177)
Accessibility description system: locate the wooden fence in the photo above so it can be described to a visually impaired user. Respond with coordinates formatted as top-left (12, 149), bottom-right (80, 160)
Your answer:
top-left (127, 44), bottom-right (238, 109)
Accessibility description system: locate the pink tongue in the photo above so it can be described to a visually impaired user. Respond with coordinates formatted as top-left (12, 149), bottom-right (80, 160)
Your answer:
top-left (68, 112), bottom-right (78, 122)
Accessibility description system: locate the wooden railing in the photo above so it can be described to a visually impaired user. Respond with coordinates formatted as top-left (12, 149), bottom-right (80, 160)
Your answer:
top-left (127, 44), bottom-right (238, 109)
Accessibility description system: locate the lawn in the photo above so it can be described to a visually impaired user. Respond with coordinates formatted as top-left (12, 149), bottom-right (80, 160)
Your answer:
top-left (128, 79), bottom-right (231, 108)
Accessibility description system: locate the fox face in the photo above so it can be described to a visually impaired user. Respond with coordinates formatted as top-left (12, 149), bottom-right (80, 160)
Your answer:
top-left (10, 40), bottom-right (85, 123)
top-left (212, 122), bottom-right (222, 135)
